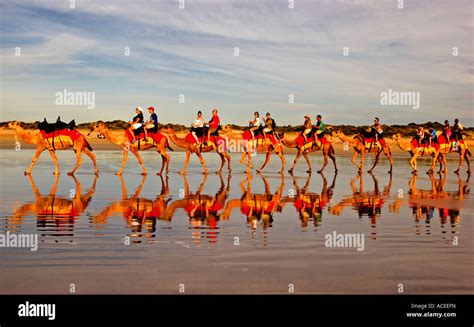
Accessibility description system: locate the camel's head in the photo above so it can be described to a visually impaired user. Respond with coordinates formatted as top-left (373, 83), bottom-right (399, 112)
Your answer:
top-left (333, 130), bottom-right (342, 136)
top-left (392, 133), bottom-right (402, 140)
top-left (7, 121), bottom-right (21, 129)
top-left (160, 124), bottom-right (176, 134)
top-left (87, 122), bottom-right (106, 138)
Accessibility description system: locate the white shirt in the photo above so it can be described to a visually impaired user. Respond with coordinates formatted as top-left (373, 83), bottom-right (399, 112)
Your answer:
top-left (252, 117), bottom-right (261, 127)
top-left (193, 117), bottom-right (204, 128)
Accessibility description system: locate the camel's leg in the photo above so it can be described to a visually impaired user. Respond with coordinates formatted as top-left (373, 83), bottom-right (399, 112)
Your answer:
top-left (328, 147), bottom-right (338, 173)
top-left (385, 147), bottom-right (393, 173)
top-left (318, 151), bottom-right (328, 174)
top-left (288, 149), bottom-right (303, 173)
top-left (454, 149), bottom-right (464, 174)
top-left (278, 150), bottom-right (286, 174)
top-left (48, 150), bottom-right (60, 176)
top-left (427, 152), bottom-right (439, 174)
top-left (196, 151), bottom-right (209, 174)
top-left (465, 152), bottom-right (471, 174)
top-left (83, 148), bottom-right (99, 175)
top-left (216, 152), bottom-right (225, 174)
top-left (410, 153), bottom-right (419, 173)
top-left (368, 151), bottom-right (380, 174)
top-left (130, 148), bottom-right (147, 175)
top-left (180, 151), bottom-right (191, 175)
top-left (68, 148), bottom-right (83, 175)
top-left (359, 152), bottom-right (365, 173)
top-left (351, 151), bottom-right (361, 171)
top-left (303, 152), bottom-right (312, 173)
top-left (116, 148), bottom-right (129, 175)
top-left (257, 151), bottom-right (271, 174)
top-left (226, 153), bottom-right (232, 173)
top-left (25, 147), bottom-right (46, 175)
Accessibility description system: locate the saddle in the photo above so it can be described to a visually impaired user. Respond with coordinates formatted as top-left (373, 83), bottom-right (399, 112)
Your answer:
top-left (38, 117), bottom-right (76, 133)
top-left (38, 117), bottom-right (80, 150)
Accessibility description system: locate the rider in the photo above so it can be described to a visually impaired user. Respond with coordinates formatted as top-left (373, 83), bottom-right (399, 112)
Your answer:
top-left (452, 118), bottom-right (463, 143)
top-left (302, 115), bottom-right (312, 144)
top-left (415, 126), bottom-right (425, 147)
top-left (315, 115), bottom-right (326, 138)
top-left (428, 126), bottom-right (438, 148)
top-left (249, 111), bottom-right (261, 140)
top-left (262, 112), bottom-right (276, 139)
top-left (205, 108), bottom-right (220, 146)
top-left (128, 106), bottom-right (144, 144)
top-left (144, 106), bottom-right (158, 141)
top-left (442, 120), bottom-right (452, 141)
top-left (191, 111), bottom-right (205, 145)
top-left (371, 117), bottom-right (383, 142)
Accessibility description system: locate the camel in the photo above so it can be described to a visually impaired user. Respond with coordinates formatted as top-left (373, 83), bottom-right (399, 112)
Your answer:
top-left (392, 134), bottom-right (446, 174)
top-left (89, 122), bottom-right (171, 175)
top-left (161, 125), bottom-right (231, 175)
top-left (221, 126), bottom-right (285, 174)
top-left (281, 133), bottom-right (338, 174)
top-left (333, 130), bottom-right (393, 173)
top-left (8, 121), bottom-right (98, 176)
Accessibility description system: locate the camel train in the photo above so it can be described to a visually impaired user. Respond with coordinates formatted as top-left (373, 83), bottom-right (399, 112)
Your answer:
top-left (7, 114), bottom-right (471, 176)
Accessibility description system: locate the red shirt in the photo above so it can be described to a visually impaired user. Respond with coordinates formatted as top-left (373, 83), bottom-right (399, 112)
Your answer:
top-left (209, 115), bottom-right (220, 129)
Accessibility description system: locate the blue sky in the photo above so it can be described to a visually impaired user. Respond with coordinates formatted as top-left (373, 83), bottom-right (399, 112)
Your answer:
top-left (0, 0), bottom-right (472, 126)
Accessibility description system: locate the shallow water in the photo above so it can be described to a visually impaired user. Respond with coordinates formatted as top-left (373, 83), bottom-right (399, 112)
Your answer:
top-left (0, 149), bottom-right (472, 294)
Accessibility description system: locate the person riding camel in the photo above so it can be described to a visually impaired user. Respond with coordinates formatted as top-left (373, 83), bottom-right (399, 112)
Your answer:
top-left (302, 115), bottom-right (312, 144)
top-left (249, 111), bottom-right (261, 140)
top-left (427, 126), bottom-right (438, 148)
top-left (262, 112), bottom-right (275, 137)
top-left (452, 118), bottom-right (463, 144)
top-left (143, 106), bottom-right (158, 142)
top-left (205, 108), bottom-right (220, 149)
top-left (128, 106), bottom-right (144, 144)
top-left (371, 117), bottom-right (383, 142)
top-left (442, 120), bottom-right (452, 141)
top-left (191, 110), bottom-right (205, 146)
top-left (415, 126), bottom-right (425, 148)
top-left (312, 114), bottom-right (326, 148)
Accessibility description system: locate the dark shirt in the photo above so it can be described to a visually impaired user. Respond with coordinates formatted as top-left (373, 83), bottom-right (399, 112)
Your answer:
top-left (150, 113), bottom-right (158, 126)
top-left (133, 113), bottom-right (144, 124)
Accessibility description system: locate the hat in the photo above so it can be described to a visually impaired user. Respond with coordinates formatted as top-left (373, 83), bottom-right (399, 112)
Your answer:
top-left (147, 106), bottom-right (155, 111)
top-left (304, 114), bottom-right (310, 118)
top-left (136, 106), bottom-right (144, 112)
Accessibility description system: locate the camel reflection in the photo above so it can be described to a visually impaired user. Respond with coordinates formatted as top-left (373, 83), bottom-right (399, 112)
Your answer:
top-left (9, 174), bottom-right (98, 242)
top-left (407, 173), bottom-right (469, 237)
top-left (221, 174), bottom-right (284, 245)
top-left (165, 174), bottom-right (231, 244)
top-left (92, 175), bottom-right (170, 243)
top-left (281, 173), bottom-right (337, 229)
top-left (330, 173), bottom-right (392, 239)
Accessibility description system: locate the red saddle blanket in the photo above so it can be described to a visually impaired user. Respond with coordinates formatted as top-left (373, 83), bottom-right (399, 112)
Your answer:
top-left (295, 135), bottom-right (328, 148)
top-left (125, 130), bottom-right (165, 144)
top-left (40, 128), bottom-right (83, 141)
top-left (360, 136), bottom-right (386, 147)
top-left (185, 133), bottom-right (227, 150)
top-left (242, 130), bottom-right (278, 145)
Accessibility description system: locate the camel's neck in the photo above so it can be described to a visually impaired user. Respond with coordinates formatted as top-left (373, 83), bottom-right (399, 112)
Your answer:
top-left (335, 133), bottom-right (353, 144)
top-left (169, 133), bottom-right (188, 148)
top-left (14, 126), bottom-right (36, 144)
top-left (395, 138), bottom-right (410, 152)
top-left (102, 129), bottom-right (124, 145)
top-left (281, 137), bottom-right (297, 148)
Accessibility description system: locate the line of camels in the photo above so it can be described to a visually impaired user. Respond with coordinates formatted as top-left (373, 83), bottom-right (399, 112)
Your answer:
top-left (7, 172), bottom-right (468, 245)
top-left (7, 121), bottom-right (471, 176)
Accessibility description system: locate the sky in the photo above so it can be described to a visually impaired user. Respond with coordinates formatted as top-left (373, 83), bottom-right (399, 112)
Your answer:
top-left (0, 0), bottom-right (472, 126)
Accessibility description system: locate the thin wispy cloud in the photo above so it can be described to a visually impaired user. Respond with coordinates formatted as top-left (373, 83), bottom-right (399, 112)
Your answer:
top-left (1, 0), bottom-right (472, 126)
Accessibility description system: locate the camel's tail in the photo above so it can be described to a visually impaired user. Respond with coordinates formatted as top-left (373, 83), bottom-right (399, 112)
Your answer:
top-left (85, 139), bottom-right (93, 152)
top-left (329, 144), bottom-right (335, 155)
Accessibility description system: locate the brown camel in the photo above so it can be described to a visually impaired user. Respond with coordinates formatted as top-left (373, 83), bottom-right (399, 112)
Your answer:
top-left (161, 125), bottom-right (231, 175)
top-left (221, 126), bottom-right (285, 174)
top-left (89, 122), bottom-right (171, 175)
top-left (391, 134), bottom-right (445, 174)
top-left (8, 121), bottom-right (98, 176)
top-left (281, 134), bottom-right (338, 174)
top-left (333, 130), bottom-right (393, 173)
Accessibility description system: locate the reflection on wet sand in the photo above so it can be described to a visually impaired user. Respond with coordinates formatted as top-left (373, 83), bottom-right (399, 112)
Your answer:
top-left (330, 173), bottom-right (392, 239)
top-left (8, 174), bottom-right (98, 243)
top-left (92, 175), bottom-right (171, 242)
top-left (407, 173), bottom-right (469, 238)
top-left (7, 171), bottom-right (469, 246)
